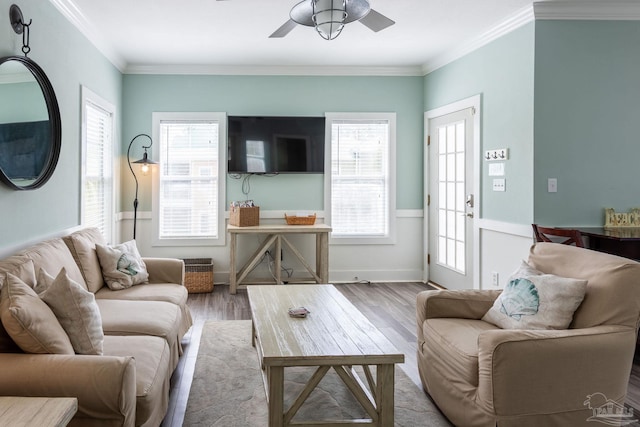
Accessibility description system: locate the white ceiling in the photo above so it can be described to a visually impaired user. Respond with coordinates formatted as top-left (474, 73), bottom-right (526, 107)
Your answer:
top-left (57, 0), bottom-right (537, 74)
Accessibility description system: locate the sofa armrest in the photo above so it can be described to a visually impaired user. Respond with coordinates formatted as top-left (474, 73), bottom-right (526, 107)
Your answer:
top-left (476, 325), bottom-right (636, 417)
top-left (0, 353), bottom-right (136, 427)
top-left (143, 257), bottom-right (185, 285)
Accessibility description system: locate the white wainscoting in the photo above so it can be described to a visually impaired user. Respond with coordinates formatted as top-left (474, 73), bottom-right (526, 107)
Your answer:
top-left (118, 213), bottom-right (533, 288)
top-left (477, 219), bottom-right (533, 290)
top-left (119, 210), bottom-right (425, 285)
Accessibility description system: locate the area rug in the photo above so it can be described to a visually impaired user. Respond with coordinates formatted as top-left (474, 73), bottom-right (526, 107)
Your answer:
top-left (183, 320), bottom-right (452, 426)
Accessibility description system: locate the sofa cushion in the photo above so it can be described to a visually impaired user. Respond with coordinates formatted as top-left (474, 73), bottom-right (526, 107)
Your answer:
top-left (528, 243), bottom-right (640, 329)
top-left (103, 334), bottom-right (171, 427)
top-left (63, 227), bottom-right (106, 293)
top-left (0, 260), bottom-right (36, 353)
top-left (0, 273), bottom-right (74, 354)
top-left (15, 238), bottom-right (88, 291)
top-left (97, 299), bottom-right (182, 370)
top-left (482, 260), bottom-right (587, 330)
top-left (95, 283), bottom-right (192, 336)
top-left (37, 267), bottom-right (104, 355)
top-left (96, 240), bottom-right (149, 290)
top-left (422, 318), bottom-right (498, 388)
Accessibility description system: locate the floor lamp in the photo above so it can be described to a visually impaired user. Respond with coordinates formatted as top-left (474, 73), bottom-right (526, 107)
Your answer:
top-left (127, 133), bottom-right (157, 240)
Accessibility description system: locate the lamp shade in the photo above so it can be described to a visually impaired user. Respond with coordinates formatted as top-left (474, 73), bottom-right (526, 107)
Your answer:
top-left (312, 0), bottom-right (347, 40)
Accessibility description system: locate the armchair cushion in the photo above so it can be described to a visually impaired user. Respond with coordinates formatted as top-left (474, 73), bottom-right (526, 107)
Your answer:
top-left (482, 260), bottom-right (587, 330)
top-left (423, 318), bottom-right (497, 388)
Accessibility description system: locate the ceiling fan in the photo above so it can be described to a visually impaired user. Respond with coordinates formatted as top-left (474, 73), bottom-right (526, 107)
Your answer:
top-left (270, 0), bottom-right (395, 39)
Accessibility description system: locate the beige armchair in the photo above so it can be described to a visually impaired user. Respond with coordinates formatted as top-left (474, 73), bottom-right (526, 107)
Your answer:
top-left (417, 242), bottom-right (640, 427)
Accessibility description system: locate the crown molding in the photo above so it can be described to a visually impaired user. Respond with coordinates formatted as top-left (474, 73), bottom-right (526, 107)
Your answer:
top-left (422, 4), bottom-right (535, 75)
top-left (533, 0), bottom-right (640, 20)
top-left (123, 64), bottom-right (425, 77)
top-left (48, 0), bottom-right (126, 71)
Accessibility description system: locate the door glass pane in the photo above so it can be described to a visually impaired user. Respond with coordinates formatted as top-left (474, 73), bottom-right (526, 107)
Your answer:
top-left (435, 121), bottom-right (466, 274)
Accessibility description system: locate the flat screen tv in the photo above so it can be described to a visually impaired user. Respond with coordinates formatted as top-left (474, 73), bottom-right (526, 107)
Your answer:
top-left (227, 116), bottom-right (325, 174)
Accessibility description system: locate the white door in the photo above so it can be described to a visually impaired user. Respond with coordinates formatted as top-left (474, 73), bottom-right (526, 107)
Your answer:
top-left (426, 104), bottom-right (477, 290)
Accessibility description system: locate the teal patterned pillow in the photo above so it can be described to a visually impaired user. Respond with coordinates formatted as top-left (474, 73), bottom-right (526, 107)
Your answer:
top-left (95, 240), bottom-right (149, 290)
top-left (482, 261), bottom-right (587, 330)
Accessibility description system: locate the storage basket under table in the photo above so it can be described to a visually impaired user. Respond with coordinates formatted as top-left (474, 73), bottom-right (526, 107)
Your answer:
top-left (183, 258), bottom-right (214, 293)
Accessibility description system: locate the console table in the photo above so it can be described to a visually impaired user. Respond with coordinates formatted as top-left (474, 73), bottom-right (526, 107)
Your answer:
top-left (228, 224), bottom-right (332, 294)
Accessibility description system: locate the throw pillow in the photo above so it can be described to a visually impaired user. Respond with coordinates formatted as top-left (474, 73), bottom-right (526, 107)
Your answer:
top-left (0, 272), bottom-right (74, 354)
top-left (482, 260), bottom-right (588, 330)
top-left (95, 240), bottom-right (149, 290)
top-left (37, 268), bottom-right (104, 355)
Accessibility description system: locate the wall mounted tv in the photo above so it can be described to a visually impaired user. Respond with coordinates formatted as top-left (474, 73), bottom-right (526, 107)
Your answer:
top-left (227, 116), bottom-right (325, 174)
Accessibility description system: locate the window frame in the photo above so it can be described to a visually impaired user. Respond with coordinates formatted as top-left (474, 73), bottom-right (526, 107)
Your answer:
top-left (324, 112), bottom-right (397, 245)
top-left (151, 112), bottom-right (227, 247)
top-left (80, 86), bottom-right (116, 243)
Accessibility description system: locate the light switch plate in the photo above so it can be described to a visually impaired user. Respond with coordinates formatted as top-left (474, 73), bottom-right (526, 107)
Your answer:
top-left (548, 178), bottom-right (558, 193)
top-left (488, 162), bottom-right (505, 176)
top-left (493, 178), bottom-right (506, 192)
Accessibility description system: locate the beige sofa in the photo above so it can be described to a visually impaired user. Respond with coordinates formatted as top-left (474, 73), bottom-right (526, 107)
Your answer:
top-left (417, 243), bottom-right (640, 427)
top-left (0, 228), bottom-right (193, 427)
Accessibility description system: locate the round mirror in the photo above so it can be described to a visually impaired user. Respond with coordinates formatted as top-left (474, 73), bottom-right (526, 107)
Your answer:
top-left (0, 56), bottom-right (61, 190)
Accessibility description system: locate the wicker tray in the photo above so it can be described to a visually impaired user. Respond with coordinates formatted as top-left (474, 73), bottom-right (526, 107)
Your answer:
top-left (183, 258), bottom-right (214, 293)
top-left (285, 213), bottom-right (317, 225)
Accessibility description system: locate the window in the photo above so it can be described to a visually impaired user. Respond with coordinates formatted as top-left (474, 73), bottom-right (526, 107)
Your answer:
top-left (81, 87), bottom-right (115, 241)
top-left (325, 113), bottom-right (396, 244)
top-left (152, 112), bottom-right (226, 246)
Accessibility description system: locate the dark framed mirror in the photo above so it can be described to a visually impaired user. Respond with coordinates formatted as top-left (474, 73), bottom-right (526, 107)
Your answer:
top-left (0, 55), bottom-right (61, 190)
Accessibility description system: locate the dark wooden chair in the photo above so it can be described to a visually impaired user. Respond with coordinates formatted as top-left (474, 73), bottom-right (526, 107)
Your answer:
top-left (532, 224), bottom-right (585, 247)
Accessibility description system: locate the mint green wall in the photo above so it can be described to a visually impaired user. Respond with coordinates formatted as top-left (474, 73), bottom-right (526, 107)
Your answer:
top-left (0, 0), bottom-right (122, 249)
top-left (424, 23), bottom-right (535, 224)
top-left (534, 20), bottom-right (640, 226)
top-left (121, 75), bottom-right (424, 211)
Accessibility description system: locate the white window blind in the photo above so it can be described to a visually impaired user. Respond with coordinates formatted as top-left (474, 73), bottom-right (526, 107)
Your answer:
top-left (82, 98), bottom-right (113, 239)
top-left (158, 120), bottom-right (219, 239)
top-left (330, 119), bottom-right (390, 238)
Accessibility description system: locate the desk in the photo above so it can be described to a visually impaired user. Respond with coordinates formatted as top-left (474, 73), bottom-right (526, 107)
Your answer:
top-left (0, 396), bottom-right (78, 427)
top-left (574, 227), bottom-right (640, 261)
top-left (228, 224), bottom-right (332, 294)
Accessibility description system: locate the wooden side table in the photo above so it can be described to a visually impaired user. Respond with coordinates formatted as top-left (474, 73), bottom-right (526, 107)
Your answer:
top-left (0, 396), bottom-right (78, 427)
top-left (228, 223), bottom-right (332, 294)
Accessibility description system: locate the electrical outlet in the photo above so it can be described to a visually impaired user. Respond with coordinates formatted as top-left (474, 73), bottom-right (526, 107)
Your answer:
top-left (492, 271), bottom-right (500, 287)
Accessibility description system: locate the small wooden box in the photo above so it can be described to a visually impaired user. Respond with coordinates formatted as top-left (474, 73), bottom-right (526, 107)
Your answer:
top-left (183, 258), bottom-right (214, 293)
top-left (230, 206), bottom-right (260, 227)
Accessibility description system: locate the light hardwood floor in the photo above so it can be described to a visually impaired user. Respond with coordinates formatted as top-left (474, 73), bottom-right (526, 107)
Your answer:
top-left (161, 282), bottom-right (640, 427)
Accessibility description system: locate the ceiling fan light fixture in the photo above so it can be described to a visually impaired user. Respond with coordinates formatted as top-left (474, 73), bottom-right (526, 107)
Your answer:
top-left (312, 0), bottom-right (347, 40)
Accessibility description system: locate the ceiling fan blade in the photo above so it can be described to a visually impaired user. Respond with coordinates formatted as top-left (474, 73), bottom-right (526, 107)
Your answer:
top-left (270, 19), bottom-right (298, 38)
top-left (359, 9), bottom-right (395, 32)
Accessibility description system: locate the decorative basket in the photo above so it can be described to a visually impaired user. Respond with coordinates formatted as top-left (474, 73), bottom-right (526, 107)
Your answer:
top-left (183, 258), bottom-right (214, 293)
top-left (230, 206), bottom-right (260, 227)
top-left (285, 213), bottom-right (317, 225)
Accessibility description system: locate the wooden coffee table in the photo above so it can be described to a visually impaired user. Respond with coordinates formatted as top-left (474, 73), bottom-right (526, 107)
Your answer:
top-left (247, 284), bottom-right (404, 427)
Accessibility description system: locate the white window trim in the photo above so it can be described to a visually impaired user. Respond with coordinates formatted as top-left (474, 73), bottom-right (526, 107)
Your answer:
top-left (80, 86), bottom-right (117, 244)
top-left (324, 112), bottom-right (397, 245)
top-left (151, 112), bottom-right (227, 247)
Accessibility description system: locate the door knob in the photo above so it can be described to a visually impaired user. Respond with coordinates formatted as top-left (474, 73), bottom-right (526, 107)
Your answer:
top-left (465, 212), bottom-right (474, 218)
